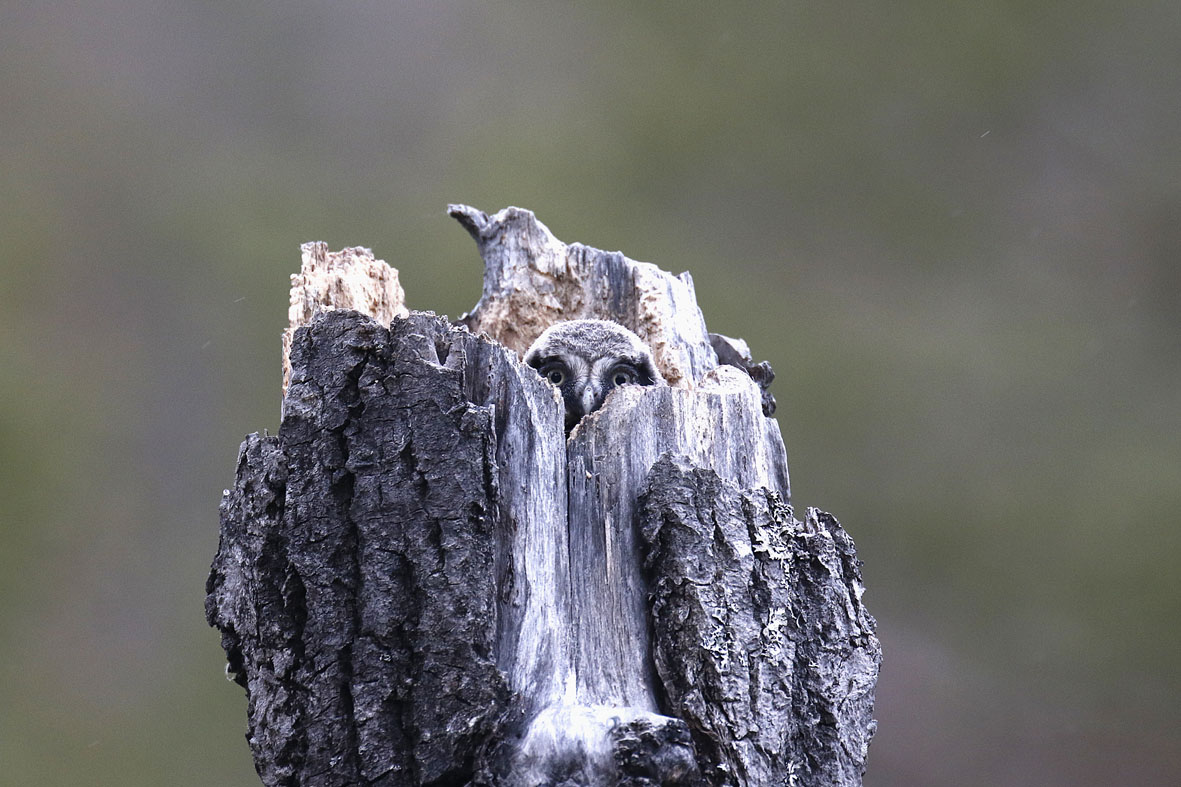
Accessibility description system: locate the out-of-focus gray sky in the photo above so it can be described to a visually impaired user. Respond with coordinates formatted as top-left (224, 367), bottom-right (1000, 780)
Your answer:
top-left (2, 2), bottom-right (1178, 784)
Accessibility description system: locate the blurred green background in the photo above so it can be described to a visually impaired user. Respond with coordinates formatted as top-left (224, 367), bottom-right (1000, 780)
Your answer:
top-left (2, 2), bottom-right (1178, 784)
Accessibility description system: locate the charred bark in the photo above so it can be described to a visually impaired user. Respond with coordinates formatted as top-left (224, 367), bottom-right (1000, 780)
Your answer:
top-left (207, 206), bottom-right (880, 786)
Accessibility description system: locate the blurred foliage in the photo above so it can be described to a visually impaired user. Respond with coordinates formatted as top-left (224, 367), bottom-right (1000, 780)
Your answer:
top-left (1, 1), bottom-right (1178, 784)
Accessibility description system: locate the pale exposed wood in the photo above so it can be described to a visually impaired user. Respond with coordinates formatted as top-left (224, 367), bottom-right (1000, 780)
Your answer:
top-left (450, 204), bottom-right (715, 388)
top-left (281, 242), bottom-right (408, 395)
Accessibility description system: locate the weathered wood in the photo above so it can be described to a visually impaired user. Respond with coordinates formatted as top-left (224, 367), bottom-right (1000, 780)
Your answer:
top-left (207, 205), bottom-right (880, 786)
top-left (639, 459), bottom-right (878, 785)
top-left (281, 242), bottom-right (409, 395)
top-left (450, 204), bottom-right (715, 388)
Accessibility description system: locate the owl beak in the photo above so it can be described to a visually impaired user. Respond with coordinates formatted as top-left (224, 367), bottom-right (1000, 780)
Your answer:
top-left (578, 383), bottom-right (606, 421)
top-left (580, 385), bottom-right (600, 419)
top-left (565, 382), bottom-right (606, 433)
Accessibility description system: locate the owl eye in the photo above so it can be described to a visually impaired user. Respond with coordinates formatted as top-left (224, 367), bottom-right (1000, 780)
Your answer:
top-left (538, 362), bottom-right (567, 386)
top-left (608, 365), bottom-right (638, 387)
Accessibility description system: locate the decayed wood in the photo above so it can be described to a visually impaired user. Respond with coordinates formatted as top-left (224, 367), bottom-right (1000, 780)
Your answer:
top-left (281, 242), bottom-right (409, 395)
top-left (639, 460), bottom-right (878, 785)
top-left (450, 204), bottom-right (715, 388)
top-left (207, 205), bottom-right (880, 786)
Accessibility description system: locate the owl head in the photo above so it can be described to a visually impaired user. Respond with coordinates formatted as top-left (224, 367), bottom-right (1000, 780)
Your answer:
top-left (524, 319), bottom-right (666, 432)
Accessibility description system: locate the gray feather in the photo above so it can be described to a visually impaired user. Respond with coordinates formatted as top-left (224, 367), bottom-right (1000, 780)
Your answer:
top-left (524, 320), bottom-right (666, 431)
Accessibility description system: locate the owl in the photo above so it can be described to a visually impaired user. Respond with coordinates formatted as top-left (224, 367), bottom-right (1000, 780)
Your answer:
top-left (524, 320), bottom-right (666, 432)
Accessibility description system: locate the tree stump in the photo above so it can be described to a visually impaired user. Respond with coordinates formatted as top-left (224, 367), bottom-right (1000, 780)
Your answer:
top-left (206, 206), bottom-right (880, 786)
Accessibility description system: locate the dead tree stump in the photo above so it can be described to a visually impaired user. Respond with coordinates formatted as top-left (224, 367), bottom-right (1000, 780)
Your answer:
top-left (206, 206), bottom-right (880, 786)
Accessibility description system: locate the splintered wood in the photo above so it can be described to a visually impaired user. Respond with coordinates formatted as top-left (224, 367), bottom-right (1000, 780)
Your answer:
top-left (281, 242), bottom-right (409, 394)
top-left (450, 204), bottom-right (715, 389)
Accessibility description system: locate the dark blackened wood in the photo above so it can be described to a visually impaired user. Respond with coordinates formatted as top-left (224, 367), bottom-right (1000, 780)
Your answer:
top-left (208, 206), bottom-right (880, 786)
top-left (209, 312), bottom-right (555, 785)
top-left (639, 457), bottom-right (878, 786)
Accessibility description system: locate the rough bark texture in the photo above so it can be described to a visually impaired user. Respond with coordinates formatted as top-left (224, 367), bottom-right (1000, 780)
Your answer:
top-left (207, 205), bottom-right (880, 786)
top-left (210, 311), bottom-right (530, 786)
top-left (639, 459), bottom-right (878, 786)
